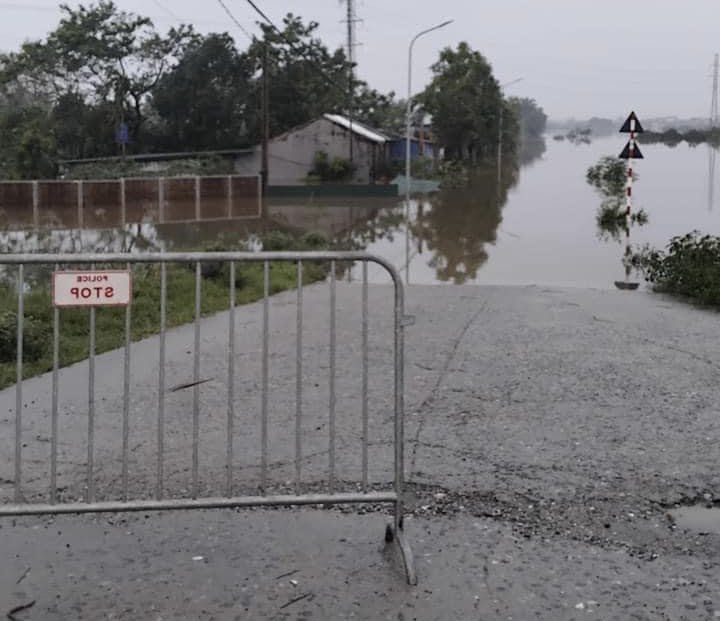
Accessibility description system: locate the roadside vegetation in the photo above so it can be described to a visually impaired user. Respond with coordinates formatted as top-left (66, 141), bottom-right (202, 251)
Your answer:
top-left (0, 231), bottom-right (329, 389)
top-left (634, 232), bottom-right (720, 308)
top-left (0, 2), bottom-right (546, 185)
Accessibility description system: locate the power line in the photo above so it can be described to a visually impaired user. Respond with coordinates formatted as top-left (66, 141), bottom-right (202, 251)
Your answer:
top-left (241, 0), bottom-right (274, 28)
top-left (216, 0), bottom-right (254, 42)
top-left (240, 0), bottom-right (349, 97)
top-left (150, 0), bottom-right (180, 21)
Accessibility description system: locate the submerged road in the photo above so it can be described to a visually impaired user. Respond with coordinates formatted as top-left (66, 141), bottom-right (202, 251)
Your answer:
top-left (1, 283), bottom-right (719, 620)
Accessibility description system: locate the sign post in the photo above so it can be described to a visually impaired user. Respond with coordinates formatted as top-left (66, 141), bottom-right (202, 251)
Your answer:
top-left (53, 270), bottom-right (132, 307)
top-left (616, 111), bottom-right (644, 290)
top-left (116, 122), bottom-right (129, 157)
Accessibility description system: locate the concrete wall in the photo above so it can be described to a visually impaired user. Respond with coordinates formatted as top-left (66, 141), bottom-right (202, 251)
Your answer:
top-left (234, 118), bottom-right (385, 185)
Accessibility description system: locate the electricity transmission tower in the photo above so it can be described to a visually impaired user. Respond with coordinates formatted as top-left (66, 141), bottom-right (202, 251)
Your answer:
top-left (341, 0), bottom-right (360, 73)
top-left (711, 53), bottom-right (719, 128)
top-left (709, 54), bottom-right (719, 211)
top-left (340, 0), bottom-right (361, 161)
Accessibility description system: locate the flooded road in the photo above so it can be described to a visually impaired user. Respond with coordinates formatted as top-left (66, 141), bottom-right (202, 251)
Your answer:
top-left (358, 135), bottom-right (720, 287)
top-left (1, 135), bottom-right (718, 289)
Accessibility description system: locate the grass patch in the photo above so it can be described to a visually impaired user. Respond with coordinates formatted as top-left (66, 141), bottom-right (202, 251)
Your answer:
top-left (0, 232), bottom-right (330, 389)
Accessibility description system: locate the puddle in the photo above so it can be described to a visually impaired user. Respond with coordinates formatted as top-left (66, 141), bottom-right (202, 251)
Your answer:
top-left (669, 505), bottom-right (720, 535)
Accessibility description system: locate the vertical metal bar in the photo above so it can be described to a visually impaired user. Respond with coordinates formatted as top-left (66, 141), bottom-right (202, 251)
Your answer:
top-left (32, 181), bottom-right (39, 228)
top-left (77, 180), bottom-right (84, 228)
top-left (50, 264), bottom-right (59, 504)
top-left (87, 303), bottom-right (96, 503)
top-left (226, 262), bottom-right (236, 497)
top-left (257, 174), bottom-right (263, 217)
top-left (226, 175), bottom-right (233, 219)
top-left (156, 262), bottom-right (167, 500)
top-left (361, 261), bottom-right (369, 491)
top-left (192, 262), bottom-right (201, 498)
top-left (120, 178), bottom-right (126, 226)
top-left (295, 261), bottom-right (303, 493)
top-left (393, 268), bottom-right (406, 532)
top-left (121, 262), bottom-right (131, 501)
top-left (261, 260), bottom-right (269, 491)
top-left (14, 265), bottom-right (23, 503)
top-left (195, 176), bottom-right (201, 220)
top-left (158, 177), bottom-right (165, 223)
top-left (329, 261), bottom-right (336, 492)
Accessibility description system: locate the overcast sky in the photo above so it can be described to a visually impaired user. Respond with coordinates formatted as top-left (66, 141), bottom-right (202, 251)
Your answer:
top-left (1, 0), bottom-right (716, 121)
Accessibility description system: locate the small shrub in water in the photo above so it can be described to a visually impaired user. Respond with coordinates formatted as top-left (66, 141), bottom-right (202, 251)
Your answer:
top-left (635, 231), bottom-right (720, 307)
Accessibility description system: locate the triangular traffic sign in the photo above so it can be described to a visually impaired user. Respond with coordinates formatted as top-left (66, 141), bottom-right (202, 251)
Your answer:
top-left (620, 111), bottom-right (644, 133)
top-left (619, 140), bottom-right (644, 159)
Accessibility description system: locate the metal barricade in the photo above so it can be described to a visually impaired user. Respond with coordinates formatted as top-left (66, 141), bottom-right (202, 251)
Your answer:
top-left (0, 251), bottom-right (416, 585)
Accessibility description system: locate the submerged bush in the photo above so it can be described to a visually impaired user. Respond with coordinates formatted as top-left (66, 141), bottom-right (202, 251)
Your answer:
top-left (635, 231), bottom-right (720, 307)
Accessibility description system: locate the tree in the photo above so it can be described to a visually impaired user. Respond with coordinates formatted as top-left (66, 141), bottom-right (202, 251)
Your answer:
top-left (353, 87), bottom-right (406, 136)
top-left (244, 14), bottom-right (352, 141)
top-left (510, 97), bottom-right (547, 139)
top-left (586, 155), bottom-right (629, 198)
top-left (151, 33), bottom-right (254, 151)
top-left (0, 105), bottom-right (57, 179)
top-left (420, 42), bottom-right (507, 162)
top-left (586, 155), bottom-right (647, 241)
top-left (0, 1), bottom-right (194, 156)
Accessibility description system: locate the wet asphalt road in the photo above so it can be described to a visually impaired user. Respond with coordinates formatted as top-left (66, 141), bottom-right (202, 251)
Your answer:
top-left (2, 283), bottom-right (720, 620)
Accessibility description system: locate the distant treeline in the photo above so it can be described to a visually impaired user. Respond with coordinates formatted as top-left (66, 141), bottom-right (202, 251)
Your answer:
top-left (638, 127), bottom-right (720, 147)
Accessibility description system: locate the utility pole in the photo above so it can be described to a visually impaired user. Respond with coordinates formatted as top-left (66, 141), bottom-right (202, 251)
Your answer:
top-left (712, 53), bottom-right (719, 126)
top-left (261, 41), bottom-right (269, 191)
top-left (342, 0), bottom-right (360, 164)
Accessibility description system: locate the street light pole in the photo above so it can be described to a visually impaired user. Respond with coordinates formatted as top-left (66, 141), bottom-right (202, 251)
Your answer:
top-left (405, 19), bottom-right (452, 284)
top-left (406, 20), bottom-right (453, 193)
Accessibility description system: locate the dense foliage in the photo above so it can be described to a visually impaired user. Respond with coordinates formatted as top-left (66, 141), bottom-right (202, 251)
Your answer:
top-left (420, 42), bottom-right (514, 163)
top-left (586, 155), bottom-right (648, 241)
top-left (636, 232), bottom-right (720, 307)
top-left (0, 2), bottom-right (406, 178)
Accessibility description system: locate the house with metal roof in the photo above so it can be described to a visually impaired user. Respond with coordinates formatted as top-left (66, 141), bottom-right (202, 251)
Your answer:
top-left (236, 113), bottom-right (393, 186)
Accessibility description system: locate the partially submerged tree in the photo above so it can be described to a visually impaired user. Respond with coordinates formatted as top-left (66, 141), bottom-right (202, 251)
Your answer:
top-left (586, 155), bottom-right (647, 241)
top-left (420, 42), bottom-right (508, 163)
top-left (510, 97), bottom-right (547, 139)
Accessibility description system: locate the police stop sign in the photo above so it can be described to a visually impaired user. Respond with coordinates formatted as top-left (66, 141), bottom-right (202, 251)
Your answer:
top-left (52, 270), bottom-right (132, 307)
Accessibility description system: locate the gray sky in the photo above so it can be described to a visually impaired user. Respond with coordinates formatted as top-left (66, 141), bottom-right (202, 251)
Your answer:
top-left (1, 0), bottom-right (716, 121)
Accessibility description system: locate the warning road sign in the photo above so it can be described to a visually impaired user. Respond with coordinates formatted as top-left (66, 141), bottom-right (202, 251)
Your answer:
top-left (53, 270), bottom-right (132, 307)
top-left (620, 111), bottom-right (644, 133)
top-left (619, 140), bottom-right (644, 159)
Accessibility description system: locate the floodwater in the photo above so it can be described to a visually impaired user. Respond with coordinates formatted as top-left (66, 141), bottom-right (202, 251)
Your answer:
top-left (0, 135), bottom-right (718, 289)
top-left (669, 504), bottom-right (720, 535)
top-left (357, 135), bottom-right (720, 287)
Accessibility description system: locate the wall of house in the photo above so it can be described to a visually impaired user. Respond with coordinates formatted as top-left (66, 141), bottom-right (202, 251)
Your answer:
top-left (387, 139), bottom-right (436, 161)
top-left (234, 118), bottom-right (383, 185)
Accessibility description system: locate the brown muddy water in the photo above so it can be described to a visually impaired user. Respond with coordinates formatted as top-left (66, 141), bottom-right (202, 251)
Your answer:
top-left (1, 135), bottom-right (718, 289)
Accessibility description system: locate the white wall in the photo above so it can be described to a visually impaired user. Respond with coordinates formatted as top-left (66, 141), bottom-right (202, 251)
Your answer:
top-left (235, 118), bottom-right (382, 184)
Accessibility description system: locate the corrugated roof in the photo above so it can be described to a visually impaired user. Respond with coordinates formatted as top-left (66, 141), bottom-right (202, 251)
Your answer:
top-left (323, 114), bottom-right (390, 144)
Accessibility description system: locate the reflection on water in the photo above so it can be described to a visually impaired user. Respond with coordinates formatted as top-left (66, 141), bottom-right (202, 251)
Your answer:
top-left (709, 145), bottom-right (717, 212)
top-left (411, 167), bottom-right (519, 284)
top-left (518, 138), bottom-right (547, 168)
top-left (0, 224), bottom-right (161, 255)
top-left (3, 134), bottom-right (717, 289)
